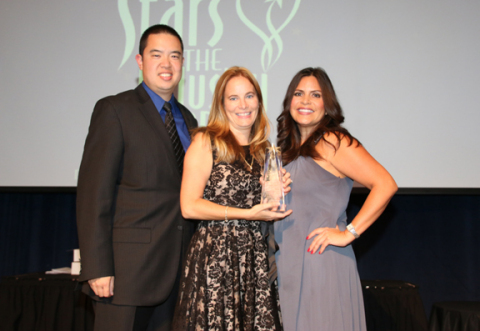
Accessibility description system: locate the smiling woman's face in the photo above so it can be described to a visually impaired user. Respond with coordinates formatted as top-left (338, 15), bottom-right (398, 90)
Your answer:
top-left (223, 75), bottom-right (259, 133)
top-left (290, 75), bottom-right (325, 138)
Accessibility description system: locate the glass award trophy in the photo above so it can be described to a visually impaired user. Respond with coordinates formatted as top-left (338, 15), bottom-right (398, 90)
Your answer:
top-left (261, 145), bottom-right (286, 211)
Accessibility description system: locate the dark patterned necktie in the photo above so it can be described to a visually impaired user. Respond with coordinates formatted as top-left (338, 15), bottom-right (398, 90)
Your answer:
top-left (163, 102), bottom-right (185, 175)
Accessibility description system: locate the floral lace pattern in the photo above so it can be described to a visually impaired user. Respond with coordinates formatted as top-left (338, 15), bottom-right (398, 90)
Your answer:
top-left (172, 147), bottom-right (282, 330)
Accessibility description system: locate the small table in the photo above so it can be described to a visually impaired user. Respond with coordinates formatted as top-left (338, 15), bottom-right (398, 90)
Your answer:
top-left (0, 273), bottom-right (93, 331)
top-left (361, 279), bottom-right (429, 331)
top-left (429, 301), bottom-right (480, 331)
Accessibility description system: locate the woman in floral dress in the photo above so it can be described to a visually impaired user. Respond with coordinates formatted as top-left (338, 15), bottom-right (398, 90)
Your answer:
top-left (172, 66), bottom-right (291, 330)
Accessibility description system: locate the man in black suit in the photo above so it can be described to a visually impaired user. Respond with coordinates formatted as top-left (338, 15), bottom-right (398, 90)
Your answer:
top-left (76, 24), bottom-right (197, 331)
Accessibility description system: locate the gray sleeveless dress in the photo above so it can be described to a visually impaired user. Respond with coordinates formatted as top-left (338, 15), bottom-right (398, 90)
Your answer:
top-left (274, 156), bottom-right (366, 331)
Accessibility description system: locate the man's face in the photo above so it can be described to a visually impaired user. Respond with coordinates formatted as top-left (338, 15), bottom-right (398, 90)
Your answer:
top-left (135, 33), bottom-right (183, 100)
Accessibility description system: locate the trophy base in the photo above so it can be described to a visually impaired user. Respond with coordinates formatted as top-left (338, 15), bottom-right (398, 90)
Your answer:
top-left (261, 192), bottom-right (286, 212)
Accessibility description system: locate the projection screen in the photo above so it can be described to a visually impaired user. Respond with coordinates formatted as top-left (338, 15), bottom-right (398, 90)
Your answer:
top-left (1, 0), bottom-right (479, 189)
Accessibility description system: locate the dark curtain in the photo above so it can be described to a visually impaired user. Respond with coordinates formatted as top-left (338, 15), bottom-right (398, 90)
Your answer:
top-left (348, 194), bottom-right (480, 316)
top-left (1, 191), bottom-right (479, 317)
top-left (0, 192), bottom-right (78, 277)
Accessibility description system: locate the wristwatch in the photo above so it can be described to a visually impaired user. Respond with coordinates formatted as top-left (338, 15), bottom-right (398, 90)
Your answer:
top-left (346, 224), bottom-right (360, 239)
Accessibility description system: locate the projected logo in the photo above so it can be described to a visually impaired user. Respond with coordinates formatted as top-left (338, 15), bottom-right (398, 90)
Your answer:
top-left (118, 0), bottom-right (301, 125)
top-left (237, 0), bottom-right (301, 72)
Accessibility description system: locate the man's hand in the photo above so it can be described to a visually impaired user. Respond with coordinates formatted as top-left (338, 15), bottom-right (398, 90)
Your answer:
top-left (88, 276), bottom-right (115, 297)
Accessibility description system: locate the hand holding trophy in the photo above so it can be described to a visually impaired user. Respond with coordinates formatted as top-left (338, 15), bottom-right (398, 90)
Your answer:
top-left (261, 145), bottom-right (286, 212)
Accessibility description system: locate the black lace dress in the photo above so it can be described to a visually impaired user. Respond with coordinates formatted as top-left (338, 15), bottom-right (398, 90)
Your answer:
top-left (172, 146), bottom-right (282, 331)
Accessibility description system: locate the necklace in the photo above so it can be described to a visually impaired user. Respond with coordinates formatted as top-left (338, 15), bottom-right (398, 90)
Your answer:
top-left (242, 154), bottom-right (255, 170)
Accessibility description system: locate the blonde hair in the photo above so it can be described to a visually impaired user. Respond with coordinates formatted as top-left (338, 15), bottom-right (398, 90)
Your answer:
top-left (194, 66), bottom-right (270, 164)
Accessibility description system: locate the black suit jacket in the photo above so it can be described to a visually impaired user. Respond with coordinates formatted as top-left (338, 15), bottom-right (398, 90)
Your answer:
top-left (76, 84), bottom-right (197, 306)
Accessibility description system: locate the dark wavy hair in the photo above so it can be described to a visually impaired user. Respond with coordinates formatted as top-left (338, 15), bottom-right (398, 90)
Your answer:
top-left (277, 67), bottom-right (358, 165)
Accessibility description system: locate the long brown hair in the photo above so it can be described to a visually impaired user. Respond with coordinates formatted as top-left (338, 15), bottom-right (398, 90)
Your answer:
top-left (277, 67), bottom-right (358, 165)
top-left (194, 66), bottom-right (270, 164)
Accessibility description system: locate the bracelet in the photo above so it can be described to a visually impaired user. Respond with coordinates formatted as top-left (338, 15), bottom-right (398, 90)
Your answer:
top-left (346, 223), bottom-right (360, 239)
top-left (225, 206), bottom-right (229, 221)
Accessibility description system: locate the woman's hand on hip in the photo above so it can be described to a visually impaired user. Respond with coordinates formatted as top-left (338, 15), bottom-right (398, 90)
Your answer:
top-left (306, 225), bottom-right (355, 254)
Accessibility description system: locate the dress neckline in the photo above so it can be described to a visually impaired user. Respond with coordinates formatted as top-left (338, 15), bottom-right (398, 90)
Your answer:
top-left (305, 156), bottom-right (346, 180)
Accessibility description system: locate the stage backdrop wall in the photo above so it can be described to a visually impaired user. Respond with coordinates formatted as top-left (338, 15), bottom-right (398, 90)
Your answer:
top-left (1, 192), bottom-right (479, 317)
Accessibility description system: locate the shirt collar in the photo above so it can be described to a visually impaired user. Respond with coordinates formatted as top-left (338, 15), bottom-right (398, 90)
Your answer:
top-left (142, 82), bottom-right (175, 112)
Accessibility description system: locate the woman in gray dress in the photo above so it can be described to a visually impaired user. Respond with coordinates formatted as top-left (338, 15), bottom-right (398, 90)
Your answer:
top-left (274, 67), bottom-right (398, 331)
